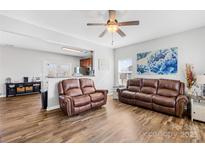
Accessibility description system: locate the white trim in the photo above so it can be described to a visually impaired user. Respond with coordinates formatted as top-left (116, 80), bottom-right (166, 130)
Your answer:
top-left (0, 95), bottom-right (6, 98)
top-left (46, 105), bottom-right (60, 111)
top-left (108, 92), bottom-right (113, 96)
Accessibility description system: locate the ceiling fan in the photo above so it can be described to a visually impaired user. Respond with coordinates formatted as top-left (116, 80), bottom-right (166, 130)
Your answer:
top-left (87, 10), bottom-right (140, 38)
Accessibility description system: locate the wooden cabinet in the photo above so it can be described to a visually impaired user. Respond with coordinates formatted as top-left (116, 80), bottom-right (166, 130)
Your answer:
top-left (6, 82), bottom-right (41, 97)
top-left (80, 58), bottom-right (92, 68)
top-left (190, 96), bottom-right (205, 122)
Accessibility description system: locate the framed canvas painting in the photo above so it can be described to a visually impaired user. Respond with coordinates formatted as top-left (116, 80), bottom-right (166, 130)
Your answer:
top-left (136, 47), bottom-right (178, 75)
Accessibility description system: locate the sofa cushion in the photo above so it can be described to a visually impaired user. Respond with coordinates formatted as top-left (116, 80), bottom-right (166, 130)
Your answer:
top-left (141, 79), bottom-right (158, 94)
top-left (128, 86), bottom-right (141, 92)
top-left (127, 78), bottom-right (142, 92)
top-left (157, 79), bottom-right (180, 97)
top-left (72, 95), bottom-right (91, 107)
top-left (63, 79), bottom-right (80, 90)
top-left (135, 100), bottom-right (153, 109)
top-left (152, 95), bottom-right (176, 107)
top-left (82, 87), bottom-right (96, 94)
top-left (80, 78), bottom-right (96, 94)
top-left (153, 103), bottom-right (175, 115)
top-left (74, 104), bottom-right (91, 114)
top-left (158, 89), bottom-right (178, 97)
top-left (62, 79), bottom-right (83, 97)
top-left (127, 78), bottom-right (142, 86)
top-left (80, 78), bottom-right (95, 88)
top-left (65, 88), bottom-right (83, 97)
top-left (141, 87), bottom-right (156, 94)
top-left (91, 100), bottom-right (105, 108)
top-left (142, 79), bottom-right (158, 88)
top-left (121, 90), bottom-right (136, 99)
top-left (135, 93), bottom-right (153, 103)
top-left (89, 92), bottom-right (104, 102)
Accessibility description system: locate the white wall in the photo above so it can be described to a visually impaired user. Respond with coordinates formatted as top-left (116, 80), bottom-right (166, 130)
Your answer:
top-left (114, 27), bottom-right (205, 85)
top-left (0, 45), bottom-right (114, 97)
top-left (0, 15), bottom-right (114, 97)
top-left (0, 46), bottom-right (80, 96)
top-left (92, 46), bottom-right (114, 93)
top-left (0, 46), bottom-right (3, 96)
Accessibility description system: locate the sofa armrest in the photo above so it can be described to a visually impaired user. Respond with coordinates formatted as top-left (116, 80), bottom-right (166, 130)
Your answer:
top-left (175, 95), bottom-right (188, 117)
top-left (59, 95), bottom-right (74, 116)
top-left (176, 95), bottom-right (188, 104)
top-left (117, 88), bottom-right (127, 93)
top-left (95, 89), bottom-right (108, 104)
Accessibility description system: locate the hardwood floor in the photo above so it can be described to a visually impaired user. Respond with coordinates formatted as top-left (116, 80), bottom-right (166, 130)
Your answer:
top-left (0, 94), bottom-right (205, 143)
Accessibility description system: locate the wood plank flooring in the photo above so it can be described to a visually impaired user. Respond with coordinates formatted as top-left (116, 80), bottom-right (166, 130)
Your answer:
top-left (0, 94), bottom-right (205, 143)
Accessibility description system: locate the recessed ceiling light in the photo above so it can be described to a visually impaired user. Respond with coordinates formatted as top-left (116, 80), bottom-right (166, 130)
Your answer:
top-left (62, 47), bottom-right (82, 53)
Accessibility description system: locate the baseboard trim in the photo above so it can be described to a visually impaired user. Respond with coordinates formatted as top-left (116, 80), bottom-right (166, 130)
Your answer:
top-left (108, 92), bottom-right (113, 96)
top-left (0, 95), bottom-right (6, 98)
top-left (46, 105), bottom-right (60, 111)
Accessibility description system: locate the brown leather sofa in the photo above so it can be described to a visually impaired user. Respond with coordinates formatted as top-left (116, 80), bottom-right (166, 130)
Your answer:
top-left (58, 78), bottom-right (108, 116)
top-left (117, 78), bottom-right (188, 117)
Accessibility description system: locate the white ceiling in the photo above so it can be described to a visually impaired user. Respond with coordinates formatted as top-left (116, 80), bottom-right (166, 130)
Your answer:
top-left (1, 10), bottom-right (205, 49)
top-left (0, 31), bottom-right (92, 57)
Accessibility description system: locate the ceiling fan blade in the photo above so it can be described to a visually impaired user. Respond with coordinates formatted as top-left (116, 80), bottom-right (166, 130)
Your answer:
top-left (116, 28), bottom-right (126, 37)
top-left (118, 20), bottom-right (140, 26)
top-left (99, 29), bottom-right (107, 37)
top-left (109, 10), bottom-right (116, 21)
top-left (87, 23), bottom-right (106, 26)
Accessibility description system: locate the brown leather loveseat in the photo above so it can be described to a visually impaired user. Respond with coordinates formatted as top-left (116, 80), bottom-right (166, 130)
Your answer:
top-left (58, 78), bottom-right (108, 116)
top-left (117, 78), bottom-right (188, 117)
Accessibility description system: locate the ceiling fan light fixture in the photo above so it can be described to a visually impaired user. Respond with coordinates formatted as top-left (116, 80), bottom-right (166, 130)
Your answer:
top-left (107, 24), bottom-right (118, 32)
top-left (87, 10), bottom-right (139, 38)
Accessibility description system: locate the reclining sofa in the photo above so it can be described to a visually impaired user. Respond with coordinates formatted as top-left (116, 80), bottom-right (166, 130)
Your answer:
top-left (117, 78), bottom-right (188, 117)
top-left (58, 78), bottom-right (108, 116)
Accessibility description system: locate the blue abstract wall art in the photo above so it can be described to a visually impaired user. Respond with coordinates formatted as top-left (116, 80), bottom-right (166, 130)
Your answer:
top-left (136, 47), bottom-right (178, 75)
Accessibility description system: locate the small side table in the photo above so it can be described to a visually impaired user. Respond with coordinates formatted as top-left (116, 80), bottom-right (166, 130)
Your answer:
top-left (189, 95), bottom-right (205, 122)
top-left (112, 85), bottom-right (125, 100)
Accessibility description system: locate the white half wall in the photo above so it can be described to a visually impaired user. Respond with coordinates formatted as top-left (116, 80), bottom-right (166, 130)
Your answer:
top-left (114, 27), bottom-right (205, 85)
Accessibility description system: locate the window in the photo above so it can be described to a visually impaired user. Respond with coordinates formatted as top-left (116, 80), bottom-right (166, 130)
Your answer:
top-left (118, 59), bottom-right (133, 86)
